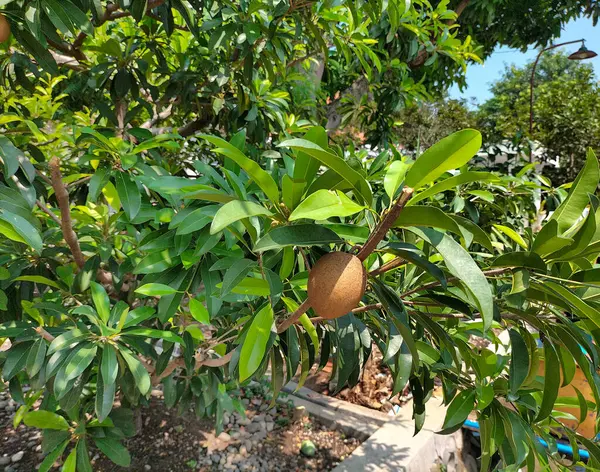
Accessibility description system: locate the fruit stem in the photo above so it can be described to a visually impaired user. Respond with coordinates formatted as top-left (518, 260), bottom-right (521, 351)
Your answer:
top-left (369, 257), bottom-right (407, 276)
top-left (357, 186), bottom-right (414, 261)
top-left (276, 298), bottom-right (312, 333)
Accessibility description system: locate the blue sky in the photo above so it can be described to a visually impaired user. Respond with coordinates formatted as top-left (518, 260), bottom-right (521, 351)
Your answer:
top-left (448, 16), bottom-right (600, 105)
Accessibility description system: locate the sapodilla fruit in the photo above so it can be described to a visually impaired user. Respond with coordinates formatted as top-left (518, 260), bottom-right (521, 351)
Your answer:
top-left (0, 14), bottom-right (10, 43)
top-left (307, 251), bottom-right (366, 319)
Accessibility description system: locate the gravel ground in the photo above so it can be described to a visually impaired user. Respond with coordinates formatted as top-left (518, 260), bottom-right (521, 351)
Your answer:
top-left (0, 386), bottom-right (362, 472)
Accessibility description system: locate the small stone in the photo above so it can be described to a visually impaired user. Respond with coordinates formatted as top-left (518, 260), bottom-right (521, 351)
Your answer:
top-left (292, 406), bottom-right (306, 422)
top-left (27, 441), bottom-right (37, 449)
top-left (0, 457), bottom-right (9, 466)
top-left (11, 451), bottom-right (24, 463)
top-left (300, 440), bottom-right (316, 457)
top-left (239, 445), bottom-right (248, 456)
top-left (211, 454), bottom-right (221, 464)
top-left (0, 401), bottom-right (7, 408)
top-left (144, 466), bottom-right (151, 471)
top-left (265, 422), bottom-right (274, 432)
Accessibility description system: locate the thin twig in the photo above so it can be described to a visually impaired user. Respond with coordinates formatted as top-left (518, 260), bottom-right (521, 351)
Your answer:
top-left (369, 257), bottom-right (406, 277)
top-left (357, 186), bottom-right (413, 261)
top-left (276, 299), bottom-right (312, 333)
top-left (35, 326), bottom-right (55, 342)
top-left (66, 176), bottom-right (92, 188)
top-left (151, 350), bottom-right (234, 385)
top-left (36, 201), bottom-right (61, 225)
top-left (49, 157), bottom-right (85, 269)
top-left (401, 267), bottom-right (512, 297)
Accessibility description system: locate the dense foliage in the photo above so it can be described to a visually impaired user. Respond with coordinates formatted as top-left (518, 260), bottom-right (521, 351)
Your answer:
top-left (1, 1), bottom-right (600, 471)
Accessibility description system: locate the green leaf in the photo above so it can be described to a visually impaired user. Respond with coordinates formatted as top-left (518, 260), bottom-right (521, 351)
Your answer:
top-left (0, 136), bottom-right (23, 178)
top-left (14, 275), bottom-right (61, 289)
top-left (216, 278), bottom-right (271, 296)
top-left (384, 160), bottom-right (410, 200)
top-left (468, 190), bottom-right (494, 202)
top-left (39, 440), bottom-right (69, 472)
top-left (63, 343), bottom-right (97, 382)
top-left (394, 206), bottom-right (467, 243)
top-left (94, 438), bottom-right (131, 467)
top-left (441, 388), bottom-right (475, 430)
top-left (210, 200), bottom-right (272, 234)
top-left (24, 410), bottom-right (70, 430)
top-left (536, 340), bottom-right (560, 421)
top-left (0, 211), bottom-right (43, 253)
top-left (289, 190), bottom-right (365, 221)
top-left (135, 283), bottom-right (178, 296)
top-left (541, 281), bottom-right (600, 330)
top-left (43, 0), bottom-right (93, 36)
top-left (133, 249), bottom-right (180, 274)
top-left (120, 349), bottom-right (151, 395)
top-left (62, 447), bottom-right (77, 472)
top-left (76, 440), bottom-right (93, 472)
top-left (3, 342), bottom-right (32, 380)
top-left (412, 228), bottom-right (494, 330)
top-left (115, 172), bottom-right (141, 220)
top-left (200, 135), bottom-right (280, 204)
top-left (96, 367), bottom-right (116, 422)
top-left (90, 282), bottom-right (110, 323)
top-left (404, 130), bottom-right (482, 190)
top-left (493, 224), bottom-right (528, 250)
top-left (124, 328), bottom-right (184, 344)
top-left (122, 306), bottom-right (156, 329)
top-left (278, 138), bottom-right (373, 205)
top-left (221, 259), bottom-right (257, 296)
top-left (189, 297), bottom-right (210, 324)
top-left (254, 224), bottom-right (342, 252)
top-left (239, 304), bottom-right (274, 381)
top-left (550, 149), bottom-right (599, 233)
top-left (409, 171), bottom-right (498, 205)
top-left (101, 345), bottom-right (118, 385)
top-left (26, 338), bottom-right (47, 377)
top-left (48, 329), bottom-right (88, 354)
top-left (508, 329), bottom-right (529, 395)
top-left (491, 252), bottom-right (546, 271)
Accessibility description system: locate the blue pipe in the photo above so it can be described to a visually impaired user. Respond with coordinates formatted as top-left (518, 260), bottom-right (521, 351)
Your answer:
top-left (463, 419), bottom-right (590, 461)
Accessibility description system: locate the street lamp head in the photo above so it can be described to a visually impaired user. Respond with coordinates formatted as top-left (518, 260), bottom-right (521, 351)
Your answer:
top-left (568, 45), bottom-right (598, 61)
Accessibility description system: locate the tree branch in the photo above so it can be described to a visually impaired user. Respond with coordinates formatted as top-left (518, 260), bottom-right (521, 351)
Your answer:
top-left (35, 326), bottom-right (55, 342)
top-left (369, 257), bottom-right (406, 277)
top-left (357, 186), bottom-right (413, 261)
top-left (401, 267), bottom-right (512, 297)
top-left (36, 200), bottom-right (61, 226)
top-left (276, 299), bottom-right (312, 333)
top-left (151, 350), bottom-right (234, 385)
top-left (48, 157), bottom-right (85, 270)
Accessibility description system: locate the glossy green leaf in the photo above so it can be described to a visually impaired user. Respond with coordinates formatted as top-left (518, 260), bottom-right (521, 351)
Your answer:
top-left (115, 172), bottom-right (141, 220)
top-left (200, 135), bottom-right (280, 204)
top-left (120, 349), bottom-right (151, 395)
top-left (536, 340), bottom-right (560, 421)
top-left (135, 283), bottom-right (178, 296)
top-left (404, 130), bottom-right (482, 190)
top-left (508, 329), bottom-right (529, 395)
top-left (239, 304), bottom-right (274, 381)
top-left (189, 297), bottom-right (210, 324)
top-left (216, 278), bottom-right (270, 296)
top-left (289, 190), bottom-right (364, 221)
top-left (48, 329), bottom-right (88, 354)
top-left (94, 438), bottom-right (131, 467)
top-left (63, 343), bottom-right (97, 382)
top-left (39, 440), bottom-right (69, 472)
top-left (14, 275), bottom-right (61, 289)
top-left (442, 388), bottom-right (475, 430)
top-left (412, 228), bottom-right (494, 330)
top-left (90, 282), bottom-right (110, 323)
top-left (409, 171), bottom-right (497, 205)
top-left (278, 138), bottom-right (373, 205)
top-left (0, 136), bottom-right (23, 178)
top-left (133, 249), bottom-right (180, 274)
top-left (0, 211), bottom-right (43, 253)
top-left (493, 224), bottom-right (528, 249)
top-left (26, 338), bottom-right (47, 377)
top-left (76, 440), bottom-right (93, 472)
top-left (124, 328), bottom-right (184, 344)
top-left (221, 259), bottom-right (257, 296)
top-left (24, 410), bottom-right (70, 430)
top-left (211, 200), bottom-right (272, 234)
top-left (62, 447), bottom-right (77, 472)
top-left (254, 224), bottom-right (342, 252)
top-left (384, 160), bottom-right (410, 200)
top-left (550, 149), bottom-right (599, 233)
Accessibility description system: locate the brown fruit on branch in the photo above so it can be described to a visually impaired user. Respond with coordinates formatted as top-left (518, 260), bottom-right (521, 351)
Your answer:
top-left (307, 251), bottom-right (366, 319)
top-left (0, 14), bottom-right (10, 43)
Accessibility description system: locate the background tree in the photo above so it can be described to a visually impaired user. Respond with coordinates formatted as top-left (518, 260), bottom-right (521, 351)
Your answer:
top-left (476, 51), bottom-right (600, 183)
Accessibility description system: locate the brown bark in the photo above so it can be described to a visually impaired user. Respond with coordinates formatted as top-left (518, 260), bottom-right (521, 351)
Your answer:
top-left (357, 186), bottom-right (413, 261)
top-left (48, 157), bottom-right (85, 269)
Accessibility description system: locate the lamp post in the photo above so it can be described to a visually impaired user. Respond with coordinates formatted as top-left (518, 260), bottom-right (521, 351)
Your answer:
top-left (529, 39), bottom-right (597, 136)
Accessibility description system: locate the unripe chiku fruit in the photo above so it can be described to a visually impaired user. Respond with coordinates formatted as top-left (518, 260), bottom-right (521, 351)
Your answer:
top-left (307, 252), bottom-right (366, 319)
